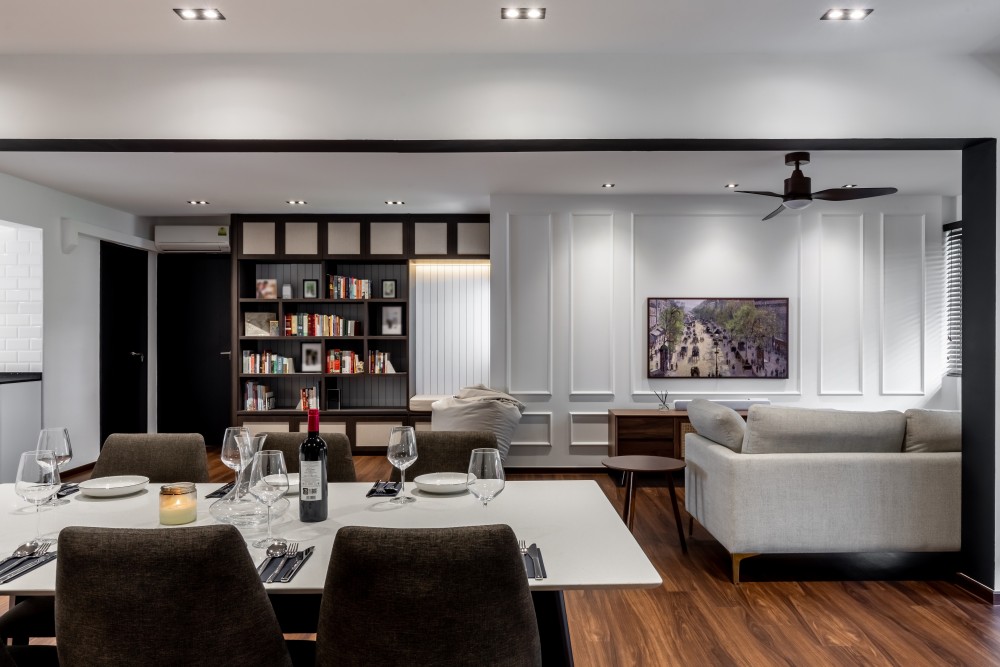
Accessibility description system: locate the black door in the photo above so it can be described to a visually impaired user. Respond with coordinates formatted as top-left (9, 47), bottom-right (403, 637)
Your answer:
top-left (100, 241), bottom-right (149, 445)
top-left (156, 253), bottom-right (231, 446)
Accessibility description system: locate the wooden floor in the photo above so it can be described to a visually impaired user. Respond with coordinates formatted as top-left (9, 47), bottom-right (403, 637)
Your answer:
top-left (9, 453), bottom-right (1000, 666)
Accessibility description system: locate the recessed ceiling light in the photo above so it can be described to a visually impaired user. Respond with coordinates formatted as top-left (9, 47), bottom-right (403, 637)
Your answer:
top-left (724, 183), bottom-right (739, 189)
top-left (286, 200), bottom-right (308, 206)
top-left (602, 183), bottom-right (615, 189)
top-left (173, 8), bottom-right (226, 20)
top-left (842, 184), bottom-right (858, 188)
top-left (187, 200), bottom-right (210, 205)
top-left (385, 200), bottom-right (405, 206)
top-left (821, 8), bottom-right (872, 20)
top-left (501, 7), bottom-right (546, 19)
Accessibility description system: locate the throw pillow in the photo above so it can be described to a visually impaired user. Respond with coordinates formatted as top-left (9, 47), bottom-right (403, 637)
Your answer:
top-left (686, 399), bottom-right (746, 452)
top-left (742, 405), bottom-right (905, 454)
top-left (904, 409), bottom-right (961, 452)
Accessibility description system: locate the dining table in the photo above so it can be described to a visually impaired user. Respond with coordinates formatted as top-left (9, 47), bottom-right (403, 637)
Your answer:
top-left (0, 479), bottom-right (662, 665)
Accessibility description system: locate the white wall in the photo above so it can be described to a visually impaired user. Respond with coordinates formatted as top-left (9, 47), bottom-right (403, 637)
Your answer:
top-left (0, 221), bottom-right (43, 371)
top-left (492, 194), bottom-right (950, 467)
top-left (0, 172), bottom-right (153, 467)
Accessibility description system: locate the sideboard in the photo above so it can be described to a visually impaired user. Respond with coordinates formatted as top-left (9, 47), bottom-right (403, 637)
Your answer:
top-left (607, 409), bottom-right (747, 459)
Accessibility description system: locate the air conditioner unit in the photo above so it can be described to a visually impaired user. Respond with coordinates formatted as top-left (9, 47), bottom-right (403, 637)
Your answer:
top-left (154, 225), bottom-right (231, 252)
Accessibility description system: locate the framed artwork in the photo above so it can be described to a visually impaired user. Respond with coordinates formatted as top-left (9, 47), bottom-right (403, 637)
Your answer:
top-left (301, 342), bottom-right (322, 372)
top-left (381, 279), bottom-right (397, 299)
top-left (244, 311), bottom-right (276, 337)
top-left (647, 298), bottom-right (789, 379)
top-left (302, 279), bottom-right (319, 299)
top-left (281, 284), bottom-right (293, 299)
top-left (255, 278), bottom-right (278, 299)
top-left (381, 306), bottom-right (403, 335)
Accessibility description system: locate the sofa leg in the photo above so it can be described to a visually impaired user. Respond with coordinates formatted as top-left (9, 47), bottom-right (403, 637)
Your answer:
top-left (731, 553), bottom-right (757, 585)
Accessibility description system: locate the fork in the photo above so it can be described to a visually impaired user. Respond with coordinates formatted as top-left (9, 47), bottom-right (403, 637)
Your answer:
top-left (266, 541), bottom-right (297, 584)
top-left (520, 539), bottom-right (543, 581)
top-left (518, 539), bottom-right (531, 574)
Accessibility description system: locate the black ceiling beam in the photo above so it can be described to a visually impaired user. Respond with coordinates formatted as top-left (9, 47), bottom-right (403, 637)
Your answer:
top-left (0, 138), bottom-right (986, 153)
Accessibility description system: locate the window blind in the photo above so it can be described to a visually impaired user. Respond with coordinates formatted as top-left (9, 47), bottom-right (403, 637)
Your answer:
top-left (944, 222), bottom-right (962, 376)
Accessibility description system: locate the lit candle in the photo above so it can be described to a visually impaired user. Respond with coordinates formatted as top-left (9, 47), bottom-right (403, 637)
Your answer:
top-left (159, 482), bottom-right (197, 525)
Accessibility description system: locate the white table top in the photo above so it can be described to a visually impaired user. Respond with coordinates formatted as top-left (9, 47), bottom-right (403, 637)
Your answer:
top-left (0, 480), bottom-right (662, 595)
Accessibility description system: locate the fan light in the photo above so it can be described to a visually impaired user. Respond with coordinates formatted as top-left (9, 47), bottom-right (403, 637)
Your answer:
top-left (173, 8), bottom-right (226, 20)
top-left (502, 7), bottom-right (546, 19)
top-left (784, 200), bottom-right (812, 210)
top-left (821, 8), bottom-right (872, 20)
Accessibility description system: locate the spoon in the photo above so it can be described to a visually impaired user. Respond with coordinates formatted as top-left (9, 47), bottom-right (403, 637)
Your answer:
top-left (256, 541), bottom-right (286, 575)
top-left (11, 541), bottom-right (39, 558)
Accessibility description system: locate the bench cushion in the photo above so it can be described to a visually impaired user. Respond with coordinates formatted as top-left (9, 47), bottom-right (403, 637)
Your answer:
top-left (742, 405), bottom-right (905, 454)
top-left (904, 409), bottom-right (961, 452)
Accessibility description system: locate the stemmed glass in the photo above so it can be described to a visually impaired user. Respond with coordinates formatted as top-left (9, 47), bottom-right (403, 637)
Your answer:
top-left (36, 428), bottom-right (72, 506)
top-left (15, 450), bottom-right (61, 544)
top-left (467, 448), bottom-right (505, 507)
top-left (387, 426), bottom-right (417, 505)
top-left (248, 450), bottom-right (289, 548)
top-left (221, 426), bottom-right (251, 484)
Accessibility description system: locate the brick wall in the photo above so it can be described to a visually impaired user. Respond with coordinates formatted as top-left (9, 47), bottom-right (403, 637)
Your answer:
top-left (0, 223), bottom-right (42, 372)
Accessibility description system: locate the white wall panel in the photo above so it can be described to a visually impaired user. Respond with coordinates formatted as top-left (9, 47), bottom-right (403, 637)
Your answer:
top-left (569, 412), bottom-right (609, 448)
top-left (819, 214), bottom-right (864, 395)
top-left (570, 214), bottom-right (614, 396)
top-left (414, 263), bottom-right (490, 395)
top-left (510, 412), bottom-right (553, 447)
top-left (507, 214), bottom-right (552, 395)
top-left (881, 214), bottom-right (926, 395)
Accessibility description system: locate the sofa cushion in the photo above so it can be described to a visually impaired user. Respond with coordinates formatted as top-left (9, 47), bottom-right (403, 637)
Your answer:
top-left (904, 409), bottom-right (961, 452)
top-left (686, 399), bottom-right (746, 452)
top-left (431, 386), bottom-right (525, 462)
top-left (742, 405), bottom-right (905, 454)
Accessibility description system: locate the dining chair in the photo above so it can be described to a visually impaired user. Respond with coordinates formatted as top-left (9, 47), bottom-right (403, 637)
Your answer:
top-left (91, 433), bottom-right (210, 482)
top-left (315, 524), bottom-right (542, 667)
top-left (55, 525), bottom-right (293, 667)
top-left (258, 432), bottom-right (357, 482)
top-left (1, 642), bottom-right (60, 667)
top-left (388, 430), bottom-right (497, 482)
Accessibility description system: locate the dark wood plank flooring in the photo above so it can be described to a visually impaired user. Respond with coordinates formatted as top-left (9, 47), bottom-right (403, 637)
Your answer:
top-left (9, 452), bottom-right (1000, 666)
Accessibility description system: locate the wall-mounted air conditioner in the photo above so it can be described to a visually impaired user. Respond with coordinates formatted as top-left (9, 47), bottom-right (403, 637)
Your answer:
top-left (154, 225), bottom-right (230, 252)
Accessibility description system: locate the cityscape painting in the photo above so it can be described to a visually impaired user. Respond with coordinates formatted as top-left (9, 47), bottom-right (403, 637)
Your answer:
top-left (647, 298), bottom-right (789, 379)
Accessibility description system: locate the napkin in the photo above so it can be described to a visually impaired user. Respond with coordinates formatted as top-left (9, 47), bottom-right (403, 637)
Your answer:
top-left (57, 484), bottom-right (79, 498)
top-left (366, 480), bottom-right (401, 497)
top-left (0, 552), bottom-right (57, 585)
top-left (205, 482), bottom-right (236, 499)
top-left (523, 544), bottom-right (547, 579)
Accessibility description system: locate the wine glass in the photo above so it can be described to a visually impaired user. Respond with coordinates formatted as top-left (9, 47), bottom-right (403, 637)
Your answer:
top-left (15, 450), bottom-right (61, 544)
top-left (248, 450), bottom-right (289, 548)
top-left (221, 427), bottom-right (251, 483)
top-left (386, 426), bottom-right (417, 505)
top-left (36, 428), bottom-right (72, 506)
top-left (467, 448), bottom-right (505, 507)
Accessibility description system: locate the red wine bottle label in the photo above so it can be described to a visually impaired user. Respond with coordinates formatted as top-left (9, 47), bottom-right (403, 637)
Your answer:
top-left (300, 461), bottom-right (323, 501)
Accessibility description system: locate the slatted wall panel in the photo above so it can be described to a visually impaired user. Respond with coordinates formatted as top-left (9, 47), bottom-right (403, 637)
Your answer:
top-left (333, 375), bottom-right (409, 409)
top-left (414, 263), bottom-right (490, 395)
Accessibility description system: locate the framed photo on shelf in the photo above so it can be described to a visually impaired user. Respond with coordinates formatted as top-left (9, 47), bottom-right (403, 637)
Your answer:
top-left (381, 279), bottom-right (397, 299)
top-left (281, 284), bottom-right (293, 299)
top-left (301, 342), bottom-right (322, 372)
top-left (302, 279), bottom-right (319, 299)
top-left (381, 306), bottom-right (403, 335)
top-left (255, 279), bottom-right (278, 299)
top-left (244, 311), bottom-right (276, 337)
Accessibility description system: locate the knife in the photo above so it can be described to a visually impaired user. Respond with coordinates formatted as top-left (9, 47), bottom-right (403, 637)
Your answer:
top-left (527, 543), bottom-right (544, 580)
top-left (0, 556), bottom-right (29, 577)
top-left (0, 553), bottom-right (56, 585)
top-left (279, 546), bottom-right (314, 583)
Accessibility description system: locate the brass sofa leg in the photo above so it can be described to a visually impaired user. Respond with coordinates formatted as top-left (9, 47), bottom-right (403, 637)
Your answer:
top-left (731, 553), bottom-right (757, 585)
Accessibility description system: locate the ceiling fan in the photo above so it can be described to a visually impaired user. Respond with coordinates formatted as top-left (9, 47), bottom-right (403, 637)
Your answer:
top-left (737, 152), bottom-right (898, 221)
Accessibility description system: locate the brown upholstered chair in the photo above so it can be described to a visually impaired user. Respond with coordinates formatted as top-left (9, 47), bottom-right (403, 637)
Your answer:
top-left (389, 430), bottom-right (497, 482)
top-left (259, 432), bottom-right (356, 482)
top-left (1, 643), bottom-right (59, 667)
top-left (315, 525), bottom-right (541, 667)
top-left (91, 433), bottom-right (210, 482)
top-left (55, 525), bottom-right (292, 667)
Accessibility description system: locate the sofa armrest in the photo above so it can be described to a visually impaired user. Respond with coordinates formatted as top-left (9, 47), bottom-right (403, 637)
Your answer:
top-left (684, 433), bottom-right (961, 554)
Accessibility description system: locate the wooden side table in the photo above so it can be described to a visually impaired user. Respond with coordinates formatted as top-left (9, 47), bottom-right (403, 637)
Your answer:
top-left (601, 455), bottom-right (687, 554)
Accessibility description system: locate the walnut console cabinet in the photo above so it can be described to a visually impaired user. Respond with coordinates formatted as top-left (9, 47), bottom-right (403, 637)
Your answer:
top-left (607, 409), bottom-right (747, 459)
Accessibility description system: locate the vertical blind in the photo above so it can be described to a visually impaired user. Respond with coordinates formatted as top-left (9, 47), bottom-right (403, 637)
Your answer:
top-left (414, 263), bottom-right (491, 394)
top-left (944, 222), bottom-right (962, 376)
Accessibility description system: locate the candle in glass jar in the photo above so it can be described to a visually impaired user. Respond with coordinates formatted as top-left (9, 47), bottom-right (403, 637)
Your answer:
top-left (159, 482), bottom-right (197, 525)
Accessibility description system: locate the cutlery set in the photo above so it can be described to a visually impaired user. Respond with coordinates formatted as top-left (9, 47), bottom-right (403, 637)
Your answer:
top-left (366, 480), bottom-right (401, 497)
top-left (518, 539), bottom-right (546, 580)
top-left (257, 542), bottom-right (314, 584)
top-left (205, 481), bottom-right (236, 498)
top-left (0, 540), bottom-right (56, 584)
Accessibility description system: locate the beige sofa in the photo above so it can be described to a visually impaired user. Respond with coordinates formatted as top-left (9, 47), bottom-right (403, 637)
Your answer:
top-left (683, 400), bottom-right (961, 583)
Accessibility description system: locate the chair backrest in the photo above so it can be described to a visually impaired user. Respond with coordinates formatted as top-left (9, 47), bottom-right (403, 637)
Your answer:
top-left (92, 433), bottom-right (210, 482)
top-left (259, 432), bottom-right (356, 482)
top-left (56, 525), bottom-right (292, 667)
top-left (316, 524), bottom-right (541, 667)
top-left (389, 430), bottom-right (497, 482)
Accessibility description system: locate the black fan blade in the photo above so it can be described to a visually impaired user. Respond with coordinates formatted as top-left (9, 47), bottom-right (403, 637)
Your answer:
top-left (735, 190), bottom-right (783, 198)
top-left (812, 187), bottom-right (898, 201)
top-left (762, 204), bottom-right (786, 221)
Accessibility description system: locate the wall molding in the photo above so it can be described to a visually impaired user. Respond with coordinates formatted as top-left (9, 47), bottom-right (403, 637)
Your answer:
top-left (819, 213), bottom-right (865, 396)
top-left (569, 213), bottom-right (615, 397)
top-left (505, 212), bottom-right (553, 397)
top-left (879, 213), bottom-right (926, 396)
top-left (509, 411), bottom-right (553, 447)
top-left (568, 411), bottom-right (610, 447)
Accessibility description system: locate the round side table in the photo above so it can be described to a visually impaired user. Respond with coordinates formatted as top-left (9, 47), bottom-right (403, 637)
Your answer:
top-left (601, 455), bottom-right (687, 554)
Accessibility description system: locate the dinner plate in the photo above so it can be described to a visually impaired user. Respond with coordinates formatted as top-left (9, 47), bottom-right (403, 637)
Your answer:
top-left (78, 475), bottom-right (150, 498)
top-left (414, 472), bottom-right (474, 494)
top-left (264, 473), bottom-right (299, 495)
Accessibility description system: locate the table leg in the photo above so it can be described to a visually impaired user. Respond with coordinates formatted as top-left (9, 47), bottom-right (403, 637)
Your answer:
top-left (622, 471), bottom-right (637, 531)
top-left (532, 590), bottom-right (574, 666)
top-left (666, 473), bottom-right (687, 554)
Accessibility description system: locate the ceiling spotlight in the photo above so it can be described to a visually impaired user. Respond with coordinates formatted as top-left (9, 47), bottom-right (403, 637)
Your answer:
top-left (286, 200), bottom-right (308, 206)
top-left (724, 183), bottom-right (739, 189)
top-left (821, 8), bottom-right (872, 20)
top-left (502, 7), bottom-right (546, 19)
top-left (173, 8), bottom-right (226, 20)
top-left (601, 183), bottom-right (615, 189)
top-left (187, 200), bottom-right (210, 205)
top-left (385, 200), bottom-right (405, 206)
top-left (842, 184), bottom-right (858, 188)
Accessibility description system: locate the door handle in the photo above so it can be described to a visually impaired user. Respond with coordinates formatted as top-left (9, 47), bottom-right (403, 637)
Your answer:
top-left (220, 351), bottom-right (232, 357)
top-left (130, 352), bottom-right (145, 363)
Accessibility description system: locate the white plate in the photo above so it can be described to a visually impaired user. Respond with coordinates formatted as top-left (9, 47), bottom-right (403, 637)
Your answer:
top-left (414, 472), bottom-right (475, 495)
top-left (78, 475), bottom-right (150, 498)
top-left (264, 473), bottom-right (299, 494)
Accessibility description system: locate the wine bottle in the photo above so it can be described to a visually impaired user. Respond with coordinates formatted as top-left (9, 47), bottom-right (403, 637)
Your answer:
top-left (299, 408), bottom-right (328, 522)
